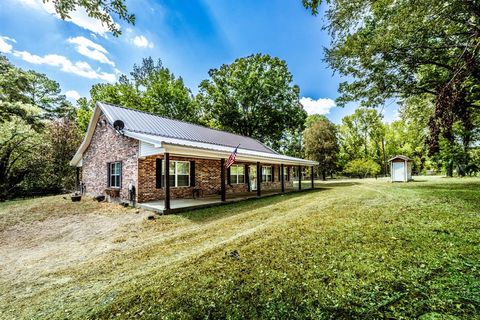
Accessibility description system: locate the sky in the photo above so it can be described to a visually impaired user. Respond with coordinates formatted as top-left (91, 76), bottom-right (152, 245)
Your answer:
top-left (0, 0), bottom-right (399, 124)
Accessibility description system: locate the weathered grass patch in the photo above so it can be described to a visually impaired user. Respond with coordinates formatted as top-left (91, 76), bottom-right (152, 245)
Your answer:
top-left (0, 178), bottom-right (478, 319)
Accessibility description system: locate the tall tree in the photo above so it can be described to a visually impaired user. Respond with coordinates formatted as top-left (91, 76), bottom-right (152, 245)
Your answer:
top-left (303, 115), bottom-right (339, 180)
top-left (26, 71), bottom-right (74, 118)
top-left (45, 0), bottom-right (134, 36)
top-left (338, 108), bottom-right (385, 172)
top-left (0, 105), bottom-right (43, 200)
top-left (0, 56), bottom-right (77, 199)
top-left (0, 56), bottom-right (40, 128)
top-left (302, 0), bottom-right (480, 176)
top-left (85, 57), bottom-right (200, 124)
top-left (197, 54), bottom-right (307, 150)
top-left (34, 118), bottom-right (83, 191)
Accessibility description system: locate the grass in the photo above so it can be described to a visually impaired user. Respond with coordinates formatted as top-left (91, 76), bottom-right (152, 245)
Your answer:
top-left (0, 177), bottom-right (479, 319)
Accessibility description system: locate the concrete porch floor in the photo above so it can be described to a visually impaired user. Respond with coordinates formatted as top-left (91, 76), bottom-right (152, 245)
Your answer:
top-left (137, 188), bottom-right (312, 214)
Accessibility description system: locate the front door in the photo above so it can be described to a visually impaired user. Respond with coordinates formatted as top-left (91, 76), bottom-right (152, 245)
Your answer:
top-left (249, 165), bottom-right (257, 191)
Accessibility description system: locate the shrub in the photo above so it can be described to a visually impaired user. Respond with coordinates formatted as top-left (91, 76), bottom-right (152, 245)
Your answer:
top-left (344, 159), bottom-right (381, 178)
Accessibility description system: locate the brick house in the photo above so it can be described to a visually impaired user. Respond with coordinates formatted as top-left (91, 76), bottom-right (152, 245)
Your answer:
top-left (70, 102), bottom-right (318, 212)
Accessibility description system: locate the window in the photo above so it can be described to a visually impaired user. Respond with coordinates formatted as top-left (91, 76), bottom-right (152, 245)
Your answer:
top-left (164, 161), bottom-right (190, 187)
top-left (262, 166), bottom-right (272, 182)
top-left (283, 166), bottom-right (289, 181)
top-left (230, 164), bottom-right (245, 184)
top-left (108, 162), bottom-right (121, 188)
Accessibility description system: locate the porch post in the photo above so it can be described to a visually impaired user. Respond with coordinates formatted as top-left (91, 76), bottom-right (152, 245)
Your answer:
top-left (311, 166), bottom-right (314, 189)
top-left (256, 161), bottom-right (261, 197)
top-left (220, 158), bottom-right (226, 201)
top-left (298, 165), bottom-right (302, 190)
top-left (281, 163), bottom-right (285, 193)
top-left (164, 152), bottom-right (171, 211)
top-left (75, 167), bottom-right (80, 191)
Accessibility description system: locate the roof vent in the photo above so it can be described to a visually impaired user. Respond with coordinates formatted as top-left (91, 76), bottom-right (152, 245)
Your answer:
top-left (113, 120), bottom-right (125, 131)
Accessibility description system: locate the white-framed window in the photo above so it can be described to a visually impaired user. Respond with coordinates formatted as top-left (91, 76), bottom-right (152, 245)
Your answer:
top-left (108, 162), bottom-right (121, 188)
top-left (230, 164), bottom-right (245, 184)
top-left (283, 166), bottom-right (289, 181)
top-left (164, 161), bottom-right (190, 187)
top-left (262, 166), bottom-right (272, 182)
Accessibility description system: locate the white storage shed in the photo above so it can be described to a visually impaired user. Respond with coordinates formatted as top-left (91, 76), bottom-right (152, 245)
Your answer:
top-left (389, 155), bottom-right (413, 182)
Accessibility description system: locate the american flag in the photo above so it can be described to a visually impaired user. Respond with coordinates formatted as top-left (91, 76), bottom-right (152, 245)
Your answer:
top-left (225, 145), bottom-right (239, 168)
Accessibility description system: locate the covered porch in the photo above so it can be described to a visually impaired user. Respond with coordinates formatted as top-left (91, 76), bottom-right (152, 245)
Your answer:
top-left (131, 131), bottom-right (318, 213)
top-left (138, 188), bottom-right (315, 214)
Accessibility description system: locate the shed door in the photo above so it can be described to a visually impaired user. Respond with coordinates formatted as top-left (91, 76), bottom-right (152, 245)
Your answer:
top-left (392, 162), bottom-right (404, 182)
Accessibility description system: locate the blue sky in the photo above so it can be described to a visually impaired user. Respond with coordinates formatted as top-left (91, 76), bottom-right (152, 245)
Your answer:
top-left (0, 0), bottom-right (398, 123)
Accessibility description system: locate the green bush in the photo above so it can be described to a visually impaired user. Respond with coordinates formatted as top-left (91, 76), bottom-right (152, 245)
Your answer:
top-left (344, 159), bottom-right (381, 178)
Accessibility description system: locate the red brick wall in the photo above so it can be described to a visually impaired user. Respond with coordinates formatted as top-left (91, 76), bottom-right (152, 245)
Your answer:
top-left (82, 114), bottom-right (139, 200)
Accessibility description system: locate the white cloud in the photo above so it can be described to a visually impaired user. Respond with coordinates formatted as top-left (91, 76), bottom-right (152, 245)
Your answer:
top-left (67, 36), bottom-right (115, 66)
top-left (16, 0), bottom-right (113, 36)
top-left (65, 90), bottom-right (81, 102)
top-left (13, 50), bottom-right (116, 82)
top-left (133, 35), bottom-right (154, 48)
top-left (300, 97), bottom-right (337, 115)
top-left (0, 36), bottom-right (16, 53)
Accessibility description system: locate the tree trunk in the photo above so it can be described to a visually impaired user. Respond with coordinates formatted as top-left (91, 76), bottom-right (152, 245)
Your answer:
top-left (446, 161), bottom-right (453, 177)
top-left (322, 170), bottom-right (326, 181)
top-left (381, 137), bottom-right (388, 175)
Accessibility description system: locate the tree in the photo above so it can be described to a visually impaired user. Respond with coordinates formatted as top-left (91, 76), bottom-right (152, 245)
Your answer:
top-left (344, 158), bottom-right (381, 179)
top-left (85, 57), bottom-right (200, 124)
top-left (33, 118), bottom-right (83, 191)
top-left (75, 97), bottom-right (93, 132)
top-left (197, 54), bottom-right (307, 150)
top-left (302, 0), bottom-right (480, 176)
top-left (45, 0), bottom-right (134, 36)
top-left (0, 105), bottom-right (43, 200)
top-left (303, 115), bottom-right (339, 180)
top-left (26, 70), bottom-right (74, 118)
top-left (0, 56), bottom-right (41, 128)
top-left (338, 108), bottom-right (385, 173)
top-left (0, 56), bottom-right (77, 199)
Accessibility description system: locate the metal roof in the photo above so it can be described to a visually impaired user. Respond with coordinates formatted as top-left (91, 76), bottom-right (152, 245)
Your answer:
top-left (388, 155), bottom-right (413, 162)
top-left (99, 102), bottom-right (277, 154)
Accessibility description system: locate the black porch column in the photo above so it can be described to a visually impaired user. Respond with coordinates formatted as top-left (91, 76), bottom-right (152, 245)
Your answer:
top-left (164, 152), bottom-right (171, 211)
top-left (256, 161), bottom-right (261, 197)
top-left (281, 164), bottom-right (285, 193)
top-left (311, 166), bottom-right (314, 189)
top-left (220, 158), bottom-right (226, 202)
top-left (75, 167), bottom-right (80, 191)
top-left (298, 165), bottom-right (302, 190)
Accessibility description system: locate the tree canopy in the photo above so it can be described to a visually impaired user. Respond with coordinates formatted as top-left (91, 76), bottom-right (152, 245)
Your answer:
top-left (303, 115), bottom-right (339, 180)
top-left (78, 57), bottom-right (200, 131)
top-left (197, 54), bottom-right (307, 150)
top-left (302, 0), bottom-right (480, 172)
top-left (45, 0), bottom-right (134, 36)
top-left (0, 56), bottom-right (81, 200)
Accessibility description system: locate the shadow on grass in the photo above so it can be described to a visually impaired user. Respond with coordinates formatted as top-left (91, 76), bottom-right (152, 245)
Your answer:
top-left (313, 181), bottom-right (361, 188)
top-left (179, 188), bottom-right (327, 223)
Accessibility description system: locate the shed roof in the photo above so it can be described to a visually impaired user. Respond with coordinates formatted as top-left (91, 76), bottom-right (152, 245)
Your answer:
top-left (388, 155), bottom-right (413, 162)
top-left (99, 102), bottom-right (276, 154)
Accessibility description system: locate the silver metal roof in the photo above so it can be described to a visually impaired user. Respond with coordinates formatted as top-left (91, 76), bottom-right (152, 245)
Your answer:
top-left (388, 155), bottom-right (413, 162)
top-left (98, 102), bottom-right (277, 154)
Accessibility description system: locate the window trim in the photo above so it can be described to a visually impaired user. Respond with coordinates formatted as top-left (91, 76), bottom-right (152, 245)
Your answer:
top-left (262, 166), bottom-right (273, 182)
top-left (108, 161), bottom-right (122, 188)
top-left (163, 160), bottom-right (190, 188)
top-left (229, 164), bottom-right (245, 185)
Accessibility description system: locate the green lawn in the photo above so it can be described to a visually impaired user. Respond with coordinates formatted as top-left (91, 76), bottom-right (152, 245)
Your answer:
top-left (0, 177), bottom-right (479, 319)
